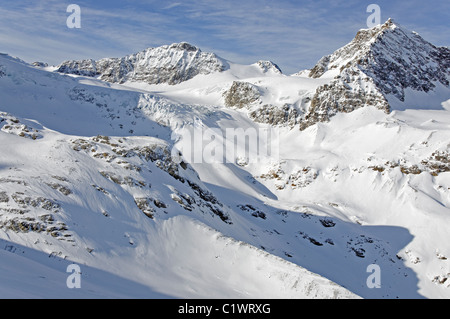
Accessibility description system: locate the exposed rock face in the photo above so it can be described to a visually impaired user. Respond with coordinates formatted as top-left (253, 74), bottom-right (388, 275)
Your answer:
top-left (223, 81), bottom-right (298, 127)
top-left (300, 68), bottom-right (390, 130)
top-left (300, 19), bottom-right (450, 130)
top-left (249, 104), bottom-right (298, 127)
top-left (223, 81), bottom-right (261, 109)
top-left (56, 42), bottom-right (229, 85)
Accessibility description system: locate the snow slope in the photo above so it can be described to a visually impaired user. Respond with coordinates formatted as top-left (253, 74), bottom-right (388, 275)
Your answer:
top-left (0, 53), bottom-right (358, 299)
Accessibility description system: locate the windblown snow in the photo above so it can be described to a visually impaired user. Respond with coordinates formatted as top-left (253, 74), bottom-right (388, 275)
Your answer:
top-left (0, 19), bottom-right (449, 299)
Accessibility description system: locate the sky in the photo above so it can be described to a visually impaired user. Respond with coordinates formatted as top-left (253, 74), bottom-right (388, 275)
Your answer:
top-left (0, 0), bottom-right (449, 74)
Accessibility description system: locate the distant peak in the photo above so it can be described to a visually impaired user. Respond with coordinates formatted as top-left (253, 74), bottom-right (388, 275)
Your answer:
top-left (256, 60), bottom-right (282, 74)
top-left (56, 41), bottom-right (228, 85)
top-left (141, 42), bottom-right (201, 54)
top-left (168, 42), bottom-right (200, 52)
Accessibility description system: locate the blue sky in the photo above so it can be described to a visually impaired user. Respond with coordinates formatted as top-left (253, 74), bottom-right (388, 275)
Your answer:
top-left (1, 0), bottom-right (449, 74)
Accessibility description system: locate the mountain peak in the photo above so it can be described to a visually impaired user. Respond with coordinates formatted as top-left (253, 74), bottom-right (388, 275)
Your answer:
top-left (255, 60), bottom-right (283, 74)
top-left (381, 17), bottom-right (397, 29)
top-left (353, 18), bottom-right (406, 44)
top-left (308, 18), bottom-right (448, 82)
top-left (56, 42), bottom-right (229, 85)
top-left (300, 18), bottom-right (450, 130)
top-left (163, 42), bottom-right (200, 52)
top-left (364, 18), bottom-right (398, 32)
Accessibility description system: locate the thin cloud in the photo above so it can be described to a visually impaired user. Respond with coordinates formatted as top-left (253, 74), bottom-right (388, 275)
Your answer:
top-left (162, 2), bottom-right (183, 10)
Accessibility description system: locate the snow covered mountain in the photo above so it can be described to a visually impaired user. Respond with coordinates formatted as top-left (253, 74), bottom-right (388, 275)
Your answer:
top-left (0, 19), bottom-right (449, 299)
top-left (56, 42), bottom-right (230, 85)
top-left (300, 18), bottom-right (450, 130)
